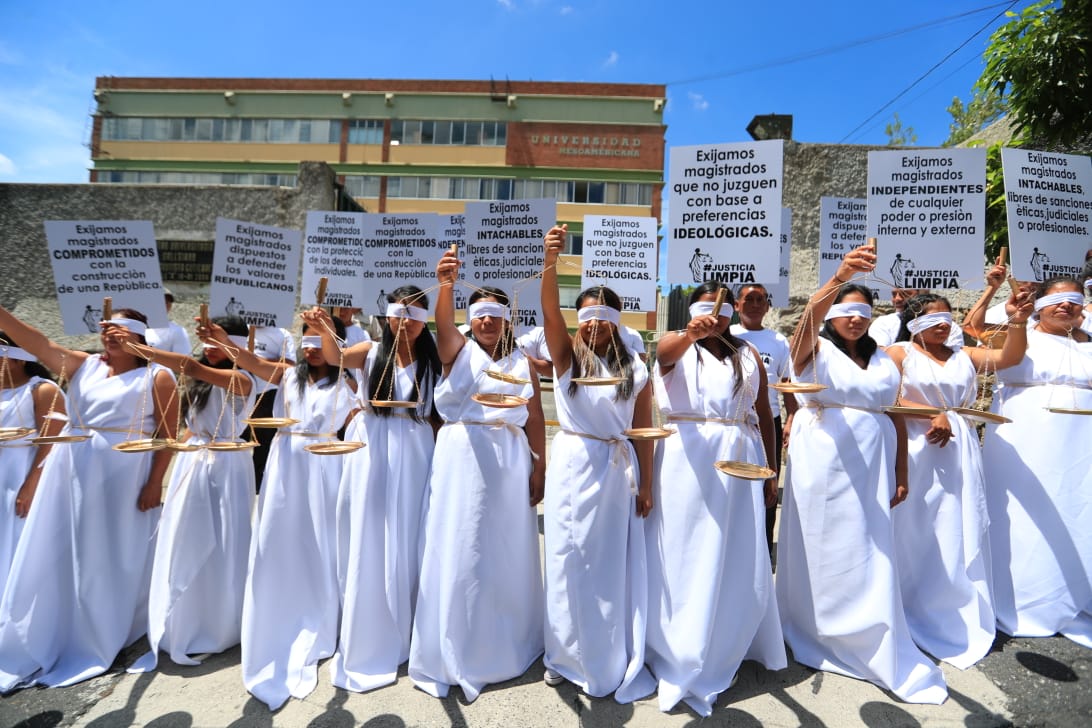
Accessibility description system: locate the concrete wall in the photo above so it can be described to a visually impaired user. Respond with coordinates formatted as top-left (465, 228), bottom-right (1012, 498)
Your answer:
top-left (0, 162), bottom-right (338, 348)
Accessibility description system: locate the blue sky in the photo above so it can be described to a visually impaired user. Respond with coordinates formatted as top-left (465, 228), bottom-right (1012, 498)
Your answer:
top-left (0, 1), bottom-right (1031, 184)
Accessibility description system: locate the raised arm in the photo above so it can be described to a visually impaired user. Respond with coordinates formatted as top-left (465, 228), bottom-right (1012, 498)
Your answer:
top-left (965, 286), bottom-right (1033, 372)
top-left (195, 320), bottom-right (288, 385)
top-left (541, 225), bottom-right (574, 376)
top-left (302, 307), bottom-right (370, 370)
top-left (654, 313), bottom-right (713, 373)
top-left (435, 247), bottom-right (466, 369)
top-left (126, 342), bottom-right (253, 398)
top-left (0, 305), bottom-right (89, 377)
top-left (791, 243), bottom-right (875, 375)
top-left (962, 254), bottom-right (1006, 337)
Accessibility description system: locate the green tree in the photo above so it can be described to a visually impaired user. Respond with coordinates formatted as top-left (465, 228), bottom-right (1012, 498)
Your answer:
top-left (884, 113), bottom-right (917, 146)
top-left (977, 0), bottom-right (1092, 147)
top-left (942, 89), bottom-right (1007, 147)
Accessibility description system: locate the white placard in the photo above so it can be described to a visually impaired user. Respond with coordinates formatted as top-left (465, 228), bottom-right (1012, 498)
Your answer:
top-left (359, 213), bottom-right (442, 314)
top-left (210, 218), bottom-right (301, 328)
top-left (866, 148), bottom-right (986, 291)
top-left (764, 208), bottom-right (791, 309)
top-left (463, 198), bottom-right (555, 328)
top-left (581, 215), bottom-right (658, 311)
top-left (667, 140), bottom-right (783, 285)
top-left (44, 220), bottom-right (169, 335)
top-left (1001, 148), bottom-right (1092, 282)
top-left (302, 211), bottom-right (366, 308)
top-left (819, 197), bottom-right (885, 301)
top-left (439, 212), bottom-right (471, 312)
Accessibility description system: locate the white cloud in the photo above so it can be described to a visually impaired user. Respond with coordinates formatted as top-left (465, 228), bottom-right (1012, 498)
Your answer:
top-left (497, 0), bottom-right (514, 8)
top-left (0, 152), bottom-right (16, 177)
top-left (688, 91), bottom-right (709, 111)
top-left (603, 51), bottom-right (619, 68)
top-left (560, 5), bottom-right (573, 14)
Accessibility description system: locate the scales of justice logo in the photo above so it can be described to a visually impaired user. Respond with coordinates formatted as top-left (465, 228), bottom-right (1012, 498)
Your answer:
top-left (1030, 247), bottom-right (1050, 281)
top-left (690, 248), bottom-right (714, 283)
top-left (890, 254), bottom-right (915, 288)
top-left (82, 305), bottom-right (104, 333)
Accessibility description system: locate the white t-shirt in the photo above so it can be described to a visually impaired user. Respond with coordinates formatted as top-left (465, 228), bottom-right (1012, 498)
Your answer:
top-left (730, 325), bottom-right (791, 417)
top-left (145, 321), bottom-right (192, 355)
top-left (343, 323), bottom-right (372, 348)
top-left (869, 311), bottom-right (964, 349)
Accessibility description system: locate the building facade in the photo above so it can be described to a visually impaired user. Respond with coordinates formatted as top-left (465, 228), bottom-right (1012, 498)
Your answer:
top-left (89, 78), bottom-right (666, 327)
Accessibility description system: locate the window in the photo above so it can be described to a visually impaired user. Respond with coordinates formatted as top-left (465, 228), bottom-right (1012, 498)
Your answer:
top-left (347, 120), bottom-right (383, 144)
top-left (97, 171), bottom-right (297, 186)
top-left (388, 120), bottom-right (506, 146)
top-left (343, 175), bottom-right (381, 197)
top-left (558, 285), bottom-right (581, 308)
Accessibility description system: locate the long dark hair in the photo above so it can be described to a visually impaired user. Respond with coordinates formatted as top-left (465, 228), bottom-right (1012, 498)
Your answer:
top-left (185, 316), bottom-right (248, 417)
top-left (0, 331), bottom-right (55, 383)
top-left (567, 285), bottom-right (635, 401)
top-left (368, 285), bottom-right (442, 422)
top-left (468, 286), bottom-right (516, 355)
top-left (295, 317), bottom-right (346, 394)
top-left (113, 308), bottom-right (149, 366)
top-left (895, 293), bottom-right (950, 343)
top-left (820, 284), bottom-right (878, 362)
top-left (689, 282), bottom-right (746, 394)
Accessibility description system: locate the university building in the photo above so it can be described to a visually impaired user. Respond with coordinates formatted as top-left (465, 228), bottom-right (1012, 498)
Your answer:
top-left (89, 77), bottom-right (667, 329)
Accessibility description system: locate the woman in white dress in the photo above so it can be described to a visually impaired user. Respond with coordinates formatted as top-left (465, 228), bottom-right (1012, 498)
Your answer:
top-left (885, 284), bottom-right (1031, 669)
top-left (409, 249), bottom-right (547, 702)
top-left (0, 307), bottom-right (177, 690)
top-left (645, 282), bottom-right (786, 716)
top-left (202, 316), bottom-right (355, 710)
top-left (983, 276), bottom-right (1092, 647)
top-left (1, 333), bottom-right (66, 597)
top-left (539, 225), bottom-right (655, 701)
top-left (128, 316), bottom-right (257, 671)
top-left (316, 287), bottom-right (441, 693)
top-left (778, 244), bottom-right (948, 704)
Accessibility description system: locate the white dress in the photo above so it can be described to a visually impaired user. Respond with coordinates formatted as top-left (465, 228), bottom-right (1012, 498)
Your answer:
top-left (241, 367), bottom-right (354, 710)
top-left (891, 344), bottom-right (994, 668)
top-left (645, 344), bottom-right (786, 716)
top-left (0, 357), bottom-right (166, 689)
top-left (133, 373), bottom-right (257, 670)
top-left (331, 349), bottom-right (436, 692)
top-left (0, 376), bottom-right (54, 599)
top-left (984, 329), bottom-right (1092, 647)
top-left (543, 358), bottom-right (654, 702)
top-left (777, 340), bottom-right (947, 704)
top-left (409, 343), bottom-right (544, 702)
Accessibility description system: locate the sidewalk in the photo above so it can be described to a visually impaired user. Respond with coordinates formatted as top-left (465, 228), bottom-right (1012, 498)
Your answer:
top-left (3, 641), bottom-right (1012, 728)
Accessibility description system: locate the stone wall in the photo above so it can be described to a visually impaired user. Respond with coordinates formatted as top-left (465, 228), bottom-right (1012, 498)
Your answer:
top-left (0, 162), bottom-right (338, 348)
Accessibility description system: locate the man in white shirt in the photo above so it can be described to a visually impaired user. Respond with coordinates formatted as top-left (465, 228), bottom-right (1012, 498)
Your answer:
top-left (335, 307), bottom-right (372, 347)
top-left (144, 289), bottom-right (193, 354)
top-left (730, 283), bottom-right (797, 562)
top-left (869, 288), bottom-right (964, 348)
